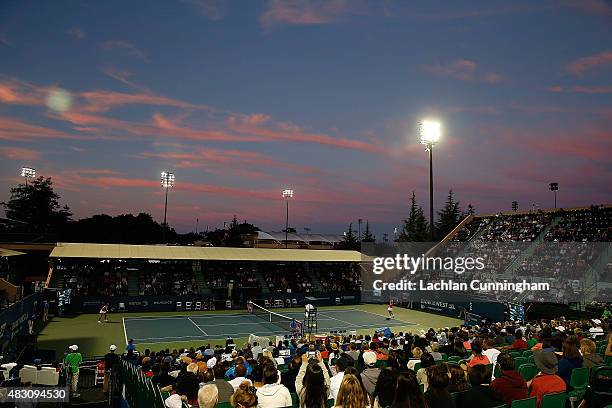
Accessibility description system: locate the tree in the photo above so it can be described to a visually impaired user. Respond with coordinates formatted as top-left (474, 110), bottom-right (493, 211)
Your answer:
top-left (224, 215), bottom-right (244, 247)
top-left (435, 189), bottom-right (463, 240)
top-left (2, 176), bottom-right (72, 232)
top-left (397, 192), bottom-right (429, 242)
top-left (339, 223), bottom-right (359, 250)
top-left (465, 204), bottom-right (475, 216)
top-left (362, 220), bottom-right (375, 242)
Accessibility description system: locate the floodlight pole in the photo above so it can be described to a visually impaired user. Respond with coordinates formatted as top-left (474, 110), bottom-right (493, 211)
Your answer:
top-left (285, 199), bottom-right (289, 248)
top-left (161, 171), bottom-right (175, 243)
top-left (428, 145), bottom-right (434, 241)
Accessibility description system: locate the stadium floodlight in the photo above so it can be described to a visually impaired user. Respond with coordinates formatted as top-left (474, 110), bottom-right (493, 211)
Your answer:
top-left (419, 120), bottom-right (441, 241)
top-left (21, 167), bottom-right (36, 186)
top-left (512, 201), bottom-right (519, 212)
top-left (160, 171), bottom-right (175, 242)
top-left (282, 189), bottom-right (294, 248)
top-left (549, 182), bottom-right (559, 208)
top-left (419, 120), bottom-right (441, 146)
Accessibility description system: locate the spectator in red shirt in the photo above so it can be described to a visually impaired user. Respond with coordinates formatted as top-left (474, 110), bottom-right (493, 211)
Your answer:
top-left (528, 350), bottom-right (566, 407)
top-left (491, 352), bottom-right (528, 406)
top-left (503, 329), bottom-right (527, 350)
top-left (467, 340), bottom-right (490, 368)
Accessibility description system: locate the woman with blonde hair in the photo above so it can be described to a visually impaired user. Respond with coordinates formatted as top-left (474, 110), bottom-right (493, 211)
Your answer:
top-left (407, 347), bottom-right (423, 370)
top-left (231, 381), bottom-right (258, 408)
top-left (335, 373), bottom-right (370, 408)
top-left (580, 338), bottom-right (603, 368)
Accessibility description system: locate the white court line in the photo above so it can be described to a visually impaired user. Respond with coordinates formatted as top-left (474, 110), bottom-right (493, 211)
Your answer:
top-left (122, 317), bottom-right (128, 345)
top-left (188, 317), bottom-right (208, 336)
top-left (124, 313), bottom-right (254, 321)
top-left (325, 309), bottom-right (416, 326)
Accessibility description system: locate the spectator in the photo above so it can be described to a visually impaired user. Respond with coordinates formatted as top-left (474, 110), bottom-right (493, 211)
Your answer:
top-left (335, 373), bottom-right (369, 408)
top-left (65, 345), bottom-right (82, 398)
top-left (448, 364), bottom-right (470, 393)
top-left (528, 350), bottom-right (566, 406)
top-left (198, 384), bottom-right (219, 408)
top-left (229, 364), bottom-right (253, 391)
top-left (416, 353), bottom-right (435, 392)
top-left (504, 329), bottom-right (527, 350)
top-left (103, 344), bottom-right (120, 393)
top-left (212, 362), bottom-right (235, 403)
top-left (391, 371), bottom-right (426, 408)
top-left (430, 343), bottom-right (443, 361)
top-left (152, 364), bottom-right (175, 388)
top-left (456, 364), bottom-right (503, 408)
top-left (231, 381), bottom-right (258, 408)
top-left (467, 340), bottom-right (490, 367)
top-left (407, 347), bottom-right (423, 370)
top-left (295, 352), bottom-right (330, 408)
top-left (330, 357), bottom-right (348, 401)
top-left (557, 337), bottom-right (583, 385)
top-left (372, 368), bottom-right (397, 408)
top-left (482, 339), bottom-right (500, 369)
top-left (256, 361), bottom-right (292, 408)
top-left (360, 351), bottom-right (380, 397)
top-left (424, 363), bottom-right (455, 408)
top-left (281, 355), bottom-right (302, 394)
top-left (490, 352), bottom-right (528, 406)
top-left (580, 339), bottom-right (603, 368)
top-left (346, 343), bottom-right (360, 361)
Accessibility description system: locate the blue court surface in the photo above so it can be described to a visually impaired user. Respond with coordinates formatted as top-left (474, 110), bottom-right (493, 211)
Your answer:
top-left (122, 308), bottom-right (416, 344)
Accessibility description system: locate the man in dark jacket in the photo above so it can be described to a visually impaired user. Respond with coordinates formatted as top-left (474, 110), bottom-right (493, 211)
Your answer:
top-left (491, 352), bottom-right (529, 406)
top-left (457, 364), bottom-right (504, 408)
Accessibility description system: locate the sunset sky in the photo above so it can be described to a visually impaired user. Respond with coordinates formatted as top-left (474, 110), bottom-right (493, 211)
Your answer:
top-left (0, 0), bottom-right (611, 237)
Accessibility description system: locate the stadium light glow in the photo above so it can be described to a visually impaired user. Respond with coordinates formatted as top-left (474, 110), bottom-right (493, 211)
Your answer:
top-left (161, 171), bottom-right (175, 243)
top-left (282, 189), bottom-right (294, 248)
top-left (549, 182), bottom-right (559, 208)
top-left (21, 167), bottom-right (36, 186)
top-left (419, 120), bottom-right (442, 241)
top-left (419, 120), bottom-right (441, 146)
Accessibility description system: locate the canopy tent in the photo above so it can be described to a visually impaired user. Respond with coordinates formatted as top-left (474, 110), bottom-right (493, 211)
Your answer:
top-left (50, 242), bottom-right (364, 262)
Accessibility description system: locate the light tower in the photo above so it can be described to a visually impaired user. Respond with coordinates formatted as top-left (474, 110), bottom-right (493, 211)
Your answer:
top-left (160, 171), bottom-right (175, 242)
top-left (419, 120), bottom-right (441, 241)
top-left (549, 182), bottom-right (559, 209)
top-left (282, 189), bottom-right (294, 248)
top-left (21, 167), bottom-right (36, 186)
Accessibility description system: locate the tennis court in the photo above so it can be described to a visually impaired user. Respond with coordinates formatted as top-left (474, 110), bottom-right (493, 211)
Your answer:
top-left (122, 306), bottom-right (416, 344)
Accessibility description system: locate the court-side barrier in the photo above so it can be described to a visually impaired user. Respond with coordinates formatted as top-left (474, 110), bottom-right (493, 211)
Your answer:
top-left (67, 291), bottom-right (361, 313)
top-left (413, 299), bottom-right (506, 322)
top-left (0, 291), bottom-right (43, 355)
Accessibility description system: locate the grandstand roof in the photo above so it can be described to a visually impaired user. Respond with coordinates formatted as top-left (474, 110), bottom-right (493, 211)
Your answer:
top-left (50, 242), bottom-right (363, 262)
top-left (0, 248), bottom-right (25, 257)
top-left (257, 231), bottom-right (344, 243)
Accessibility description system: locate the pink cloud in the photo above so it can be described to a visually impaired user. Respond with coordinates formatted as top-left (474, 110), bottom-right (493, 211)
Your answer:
top-left (260, 0), bottom-right (350, 28)
top-left (423, 60), bottom-right (505, 84)
top-left (561, 0), bottom-right (612, 16)
top-left (0, 116), bottom-right (98, 142)
top-left (0, 79), bottom-right (47, 106)
top-left (566, 50), bottom-right (612, 75)
top-left (0, 146), bottom-right (40, 161)
top-left (66, 27), bottom-right (86, 40)
top-left (100, 41), bottom-right (148, 61)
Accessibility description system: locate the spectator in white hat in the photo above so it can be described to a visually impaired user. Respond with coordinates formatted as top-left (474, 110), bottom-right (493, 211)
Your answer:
top-left (103, 344), bottom-right (119, 393)
top-left (360, 351), bottom-right (380, 398)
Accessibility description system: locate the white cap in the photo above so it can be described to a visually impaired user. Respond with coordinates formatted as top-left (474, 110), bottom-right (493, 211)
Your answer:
top-left (592, 319), bottom-right (602, 325)
top-left (556, 326), bottom-right (566, 332)
top-left (363, 351), bottom-right (377, 366)
top-left (109, 345), bottom-right (117, 351)
top-left (69, 345), bottom-right (78, 351)
top-left (206, 357), bottom-right (217, 368)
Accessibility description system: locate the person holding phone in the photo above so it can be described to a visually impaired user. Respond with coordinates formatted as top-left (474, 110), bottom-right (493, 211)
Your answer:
top-left (295, 351), bottom-right (331, 408)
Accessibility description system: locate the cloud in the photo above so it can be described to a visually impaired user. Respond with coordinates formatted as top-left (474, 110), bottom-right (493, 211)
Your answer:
top-left (0, 79), bottom-right (47, 106)
top-left (560, 0), bottom-right (612, 16)
top-left (423, 59), bottom-right (506, 84)
top-left (181, 0), bottom-right (226, 20)
top-left (0, 116), bottom-right (98, 142)
top-left (0, 146), bottom-right (40, 161)
top-left (547, 85), bottom-right (612, 94)
top-left (566, 50), bottom-right (612, 75)
top-left (260, 0), bottom-right (351, 28)
top-left (101, 41), bottom-right (148, 61)
top-left (66, 27), bottom-right (86, 40)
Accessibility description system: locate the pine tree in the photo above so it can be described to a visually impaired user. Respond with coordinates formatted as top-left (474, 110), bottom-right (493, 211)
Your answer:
top-left (340, 223), bottom-right (359, 250)
top-left (466, 204), bottom-right (475, 216)
top-left (224, 215), bottom-right (244, 247)
top-left (397, 192), bottom-right (429, 242)
top-left (435, 189), bottom-right (463, 240)
top-left (362, 220), bottom-right (375, 242)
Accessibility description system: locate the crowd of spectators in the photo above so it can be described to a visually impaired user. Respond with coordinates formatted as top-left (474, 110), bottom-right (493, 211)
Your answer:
top-left (119, 315), bottom-right (612, 408)
top-left (139, 263), bottom-right (199, 296)
top-left (312, 264), bottom-right (361, 293)
top-left (59, 261), bottom-right (128, 297)
top-left (263, 264), bottom-right (312, 294)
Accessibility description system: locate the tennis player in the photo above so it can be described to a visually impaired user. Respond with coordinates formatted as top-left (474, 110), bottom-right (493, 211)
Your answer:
top-left (98, 303), bottom-right (109, 323)
top-left (386, 301), bottom-right (394, 320)
top-left (246, 300), bottom-right (253, 314)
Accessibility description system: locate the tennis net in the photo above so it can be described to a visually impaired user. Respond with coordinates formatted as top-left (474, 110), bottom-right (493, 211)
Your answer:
top-left (250, 302), bottom-right (303, 336)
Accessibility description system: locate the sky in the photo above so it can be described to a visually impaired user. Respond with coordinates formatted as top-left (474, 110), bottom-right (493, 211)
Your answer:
top-left (0, 0), bottom-right (611, 238)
